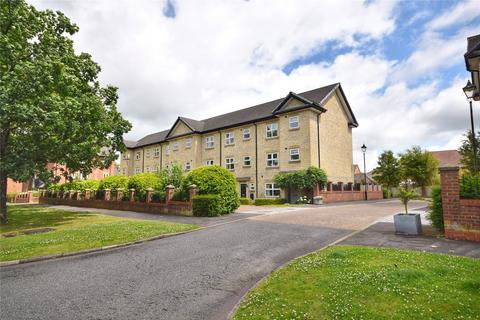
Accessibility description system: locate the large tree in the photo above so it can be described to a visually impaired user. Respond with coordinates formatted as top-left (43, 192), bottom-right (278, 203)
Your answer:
top-left (372, 150), bottom-right (401, 191)
top-left (458, 130), bottom-right (480, 174)
top-left (0, 0), bottom-right (131, 223)
top-left (399, 146), bottom-right (438, 197)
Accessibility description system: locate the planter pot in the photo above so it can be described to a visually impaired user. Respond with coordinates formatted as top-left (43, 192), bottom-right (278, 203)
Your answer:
top-left (393, 212), bottom-right (422, 235)
top-left (313, 197), bottom-right (323, 205)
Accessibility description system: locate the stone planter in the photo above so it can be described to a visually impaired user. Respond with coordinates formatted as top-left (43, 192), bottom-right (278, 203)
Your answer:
top-left (394, 212), bottom-right (422, 235)
top-left (313, 196), bottom-right (324, 205)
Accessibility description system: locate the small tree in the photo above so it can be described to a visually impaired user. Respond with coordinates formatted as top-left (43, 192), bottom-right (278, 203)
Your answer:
top-left (274, 167), bottom-right (327, 202)
top-left (458, 130), bottom-right (480, 174)
top-left (372, 150), bottom-right (401, 194)
top-left (157, 162), bottom-right (183, 189)
top-left (399, 146), bottom-right (438, 197)
top-left (397, 187), bottom-right (417, 214)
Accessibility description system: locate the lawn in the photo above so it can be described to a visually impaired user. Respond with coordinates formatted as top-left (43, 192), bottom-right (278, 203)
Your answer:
top-left (234, 245), bottom-right (480, 320)
top-left (0, 205), bottom-right (198, 262)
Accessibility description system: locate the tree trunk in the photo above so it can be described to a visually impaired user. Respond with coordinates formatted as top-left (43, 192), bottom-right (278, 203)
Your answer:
top-left (0, 130), bottom-right (8, 224)
top-left (421, 186), bottom-right (427, 198)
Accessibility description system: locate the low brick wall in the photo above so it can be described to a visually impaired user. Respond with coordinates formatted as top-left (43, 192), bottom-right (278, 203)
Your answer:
top-left (39, 197), bottom-right (192, 216)
top-left (440, 167), bottom-right (480, 242)
top-left (319, 190), bottom-right (383, 203)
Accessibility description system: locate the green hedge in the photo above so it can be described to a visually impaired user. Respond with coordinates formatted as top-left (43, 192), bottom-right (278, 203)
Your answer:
top-left (428, 185), bottom-right (444, 231)
top-left (254, 198), bottom-right (287, 206)
top-left (128, 173), bottom-right (161, 199)
top-left (58, 179), bottom-right (99, 192)
top-left (99, 175), bottom-right (129, 191)
top-left (460, 174), bottom-right (480, 199)
top-left (192, 194), bottom-right (222, 217)
top-left (383, 189), bottom-right (391, 199)
top-left (239, 197), bottom-right (252, 205)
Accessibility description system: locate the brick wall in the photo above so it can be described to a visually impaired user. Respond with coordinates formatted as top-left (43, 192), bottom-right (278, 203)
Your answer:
top-left (440, 167), bottom-right (480, 242)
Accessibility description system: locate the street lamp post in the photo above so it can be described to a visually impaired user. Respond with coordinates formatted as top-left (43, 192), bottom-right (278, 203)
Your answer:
top-left (361, 144), bottom-right (368, 201)
top-left (463, 80), bottom-right (478, 173)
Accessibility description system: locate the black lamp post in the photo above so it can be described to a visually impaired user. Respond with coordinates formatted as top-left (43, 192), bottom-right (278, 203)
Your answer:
top-left (463, 80), bottom-right (478, 172)
top-left (361, 144), bottom-right (368, 201)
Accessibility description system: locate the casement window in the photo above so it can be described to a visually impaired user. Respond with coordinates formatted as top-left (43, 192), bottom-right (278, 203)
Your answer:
top-left (225, 132), bottom-right (234, 145)
top-left (185, 138), bottom-right (192, 149)
top-left (172, 142), bottom-right (179, 151)
top-left (206, 160), bottom-right (214, 166)
top-left (289, 148), bottom-right (300, 161)
top-left (243, 128), bottom-right (251, 140)
top-left (266, 123), bottom-right (278, 138)
top-left (225, 158), bottom-right (235, 171)
top-left (154, 147), bottom-right (160, 157)
top-left (122, 153), bottom-right (130, 160)
top-left (265, 183), bottom-right (281, 197)
top-left (145, 150), bottom-right (151, 158)
top-left (103, 172), bottom-right (109, 178)
top-left (146, 166), bottom-right (151, 172)
top-left (135, 151), bottom-right (141, 160)
top-left (289, 116), bottom-right (299, 129)
top-left (243, 156), bottom-right (251, 167)
top-left (185, 161), bottom-right (191, 171)
top-left (266, 153), bottom-right (279, 167)
top-left (206, 136), bottom-right (214, 149)
top-left (135, 168), bottom-right (141, 174)
top-left (166, 145), bottom-right (170, 155)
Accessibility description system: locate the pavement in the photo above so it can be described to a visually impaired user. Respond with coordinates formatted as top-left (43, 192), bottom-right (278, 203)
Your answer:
top-left (3, 199), bottom-right (474, 320)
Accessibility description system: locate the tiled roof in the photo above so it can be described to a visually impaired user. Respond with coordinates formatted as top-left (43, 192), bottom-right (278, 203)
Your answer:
top-left (430, 150), bottom-right (462, 168)
top-left (127, 83), bottom-right (355, 148)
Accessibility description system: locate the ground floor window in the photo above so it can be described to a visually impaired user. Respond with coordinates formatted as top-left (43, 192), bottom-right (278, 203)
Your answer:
top-left (206, 160), bottom-right (214, 166)
top-left (135, 168), bottom-right (141, 174)
top-left (226, 158), bottom-right (235, 171)
top-left (265, 183), bottom-right (280, 197)
top-left (185, 161), bottom-right (191, 171)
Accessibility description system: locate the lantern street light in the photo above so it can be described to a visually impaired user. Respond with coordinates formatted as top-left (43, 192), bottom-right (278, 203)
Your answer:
top-left (361, 144), bottom-right (368, 201)
top-left (463, 80), bottom-right (478, 172)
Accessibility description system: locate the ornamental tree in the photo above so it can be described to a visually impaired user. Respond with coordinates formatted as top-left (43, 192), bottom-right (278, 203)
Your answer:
top-left (399, 146), bottom-right (438, 197)
top-left (372, 150), bottom-right (401, 191)
top-left (274, 166), bottom-right (327, 202)
top-left (0, 1), bottom-right (131, 223)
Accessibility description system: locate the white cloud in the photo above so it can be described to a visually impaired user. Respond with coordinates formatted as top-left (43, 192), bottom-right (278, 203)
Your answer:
top-left (427, 0), bottom-right (480, 30)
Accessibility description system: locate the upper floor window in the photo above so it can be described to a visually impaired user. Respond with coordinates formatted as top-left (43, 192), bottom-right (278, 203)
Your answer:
top-left (166, 145), bottom-right (170, 156)
top-left (185, 161), bottom-right (191, 171)
top-left (289, 116), bottom-right (299, 129)
top-left (243, 128), bottom-right (251, 140)
top-left (206, 160), bottom-right (214, 166)
top-left (243, 156), bottom-right (251, 167)
top-left (135, 151), bottom-right (141, 160)
top-left (290, 148), bottom-right (300, 161)
top-left (135, 167), bottom-right (141, 174)
top-left (185, 138), bottom-right (192, 149)
top-left (266, 123), bottom-right (278, 138)
top-left (225, 158), bottom-right (235, 171)
top-left (122, 153), bottom-right (130, 160)
top-left (145, 150), bottom-right (151, 158)
top-left (265, 183), bottom-right (281, 197)
top-left (266, 153), bottom-right (279, 167)
top-left (154, 147), bottom-right (160, 157)
top-left (172, 142), bottom-right (179, 151)
top-left (206, 136), bottom-right (214, 149)
top-left (225, 132), bottom-right (234, 145)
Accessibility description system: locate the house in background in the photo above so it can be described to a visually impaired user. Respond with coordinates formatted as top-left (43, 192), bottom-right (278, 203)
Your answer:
top-left (465, 34), bottom-right (480, 100)
top-left (429, 150), bottom-right (462, 168)
top-left (120, 83), bottom-right (358, 199)
top-left (353, 164), bottom-right (377, 185)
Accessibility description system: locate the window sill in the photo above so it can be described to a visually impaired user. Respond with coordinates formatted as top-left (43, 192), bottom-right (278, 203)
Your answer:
top-left (243, 138), bottom-right (251, 141)
top-left (266, 166), bottom-right (279, 169)
top-left (205, 147), bottom-right (215, 150)
top-left (243, 165), bottom-right (252, 168)
top-left (266, 136), bottom-right (279, 140)
top-left (224, 143), bottom-right (235, 147)
top-left (288, 127), bottom-right (300, 131)
top-left (289, 160), bottom-right (301, 163)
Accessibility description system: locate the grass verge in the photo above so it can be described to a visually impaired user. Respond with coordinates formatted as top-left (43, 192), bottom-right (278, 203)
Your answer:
top-left (0, 205), bottom-right (198, 262)
top-left (234, 245), bottom-right (480, 320)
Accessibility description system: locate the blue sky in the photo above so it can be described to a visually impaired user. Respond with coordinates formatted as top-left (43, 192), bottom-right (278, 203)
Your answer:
top-left (33, 0), bottom-right (480, 169)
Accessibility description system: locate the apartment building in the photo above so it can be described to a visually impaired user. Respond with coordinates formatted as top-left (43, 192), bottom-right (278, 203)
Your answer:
top-left (120, 83), bottom-right (358, 199)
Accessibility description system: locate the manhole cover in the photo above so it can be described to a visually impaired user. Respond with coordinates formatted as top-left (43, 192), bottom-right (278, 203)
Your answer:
top-left (21, 227), bottom-right (56, 235)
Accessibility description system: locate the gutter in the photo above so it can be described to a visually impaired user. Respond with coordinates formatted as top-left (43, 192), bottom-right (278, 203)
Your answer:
top-left (254, 123), bottom-right (258, 199)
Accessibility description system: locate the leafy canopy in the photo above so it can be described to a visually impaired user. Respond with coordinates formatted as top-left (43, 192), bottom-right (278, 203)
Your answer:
top-left (458, 130), bottom-right (480, 174)
top-left (274, 166), bottom-right (328, 190)
top-left (397, 187), bottom-right (418, 214)
top-left (157, 162), bottom-right (183, 190)
top-left (372, 150), bottom-right (401, 189)
top-left (399, 146), bottom-right (438, 188)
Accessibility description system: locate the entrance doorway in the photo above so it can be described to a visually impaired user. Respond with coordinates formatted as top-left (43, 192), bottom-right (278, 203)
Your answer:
top-left (240, 184), bottom-right (248, 198)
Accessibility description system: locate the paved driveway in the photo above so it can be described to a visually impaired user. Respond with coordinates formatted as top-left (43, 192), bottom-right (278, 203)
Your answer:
top-left (0, 200), bottom-right (426, 320)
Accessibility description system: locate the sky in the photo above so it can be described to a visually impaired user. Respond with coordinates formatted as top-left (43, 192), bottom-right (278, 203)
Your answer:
top-left (31, 0), bottom-right (480, 170)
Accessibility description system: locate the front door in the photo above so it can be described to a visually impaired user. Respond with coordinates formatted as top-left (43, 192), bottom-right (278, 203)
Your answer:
top-left (240, 184), bottom-right (248, 198)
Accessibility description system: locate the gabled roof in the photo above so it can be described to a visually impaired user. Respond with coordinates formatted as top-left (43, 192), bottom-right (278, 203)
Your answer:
top-left (465, 34), bottom-right (480, 70)
top-left (124, 140), bottom-right (138, 148)
top-left (272, 91), bottom-right (327, 114)
top-left (429, 150), bottom-right (462, 168)
top-left (125, 83), bottom-right (357, 148)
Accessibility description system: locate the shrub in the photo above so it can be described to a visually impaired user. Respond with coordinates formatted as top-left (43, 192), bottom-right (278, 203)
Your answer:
top-left (172, 189), bottom-right (188, 201)
top-left (6, 193), bottom-right (17, 202)
top-left (182, 166), bottom-right (240, 215)
top-left (383, 189), bottom-right (391, 199)
top-left (460, 174), bottom-right (480, 199)
top-left (192, 194), bottom-right (222, 217)
top-left (427, 186), bottom-right (444, 231)
top-left (239, 197), bottom-right (252, 205)
top-left (152, 191), bottom-right (166, 203)
top-left (128, 173), bottom-right (162, 199)
top-left (99, 175), bottom-right (129, 191)
top-left (255, 198), bottom-right (287, 206)
top-left (274, 166), bottom-right (328, 190)
top-left (157, 163), bottom-right (184, 189)
top-left (397, 187), bottom-right (418, 214)
top-left (75, 179), bottom-right (100, 191)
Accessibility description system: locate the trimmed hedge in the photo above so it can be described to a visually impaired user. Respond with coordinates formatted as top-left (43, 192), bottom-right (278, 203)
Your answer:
top-left (182, 166), bottom-right (240, 215)
top-left (192, 194), bottom-right (222, 217)
top-left (57, 179), bottom-right (99, 192)
top-left (428, 185), bottom-right (444, 231)
top-left (383, 189), bottom-right (391, 199)
top-left (99, 175), bottom-right (129, 191)
top-left (239, 197), bottom-right (252, 205)
top-left (254, 198), bottom-right (287, 206)
top-left (128, 173), bottom-right (162, 199)
top-left (460, 174), bottom-right (480, 199)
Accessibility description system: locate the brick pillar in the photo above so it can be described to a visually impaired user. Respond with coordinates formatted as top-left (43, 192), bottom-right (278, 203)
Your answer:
top-left (348, 182), bottom-right (354, 191)
top-left (439, 167), bottom-right (460, 240)
top-left (338, 182), bottom-right (343, 193)
top-left (129, 189), bottom-right (135, 202)
top-left (146, 188), bottom-right (153, 203)
top-left (75, 190), bottom-right (81, 200)
top-left (68, 190), bottom-right (74, 199)
top-left (117, 188), bottom-right (124, 201)
top-left (189, 184), bottom-right (197, 202)
top-left (327, 182), bottom-right (332, 192)
top-left (165, 185), bottom-right (175, 204)
top-left (84, 189), bottom-right (91, 200)
top-left (104, 189), bottom-right (111, 201)
top-left (313, 183), bottom-right (321, 196)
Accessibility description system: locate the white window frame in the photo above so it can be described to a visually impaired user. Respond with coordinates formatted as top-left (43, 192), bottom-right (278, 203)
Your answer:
top-left (103, 172), bottom-right (109, 178)
top-left (172, 142), bottom-right (179, 151)
top-left (122, 153), bottom-right (130, 160)
top-left (243, 128), bottom-right (251, 140)
top-left (185, 138), bottom-right (192, 149)
top-left (289, 116), bottom-right (299, 129)
top-left (145, 150), bottom-right (151, 158)
top-left (266, 153), bottom-right (279, 167)
top-left (243, 156), bottom-right (251, 167)
top-left (154, 147), bottom-right (160, 158)
top-left (135, 151), bottom-right (141, 160)
top-left (266, 123), bottom-right (278, 138)
top-left (185, 161), bottom-right (191, 171)
top-left (206, 136), bottom-right (214, 149)
top-left (225, 158), bottom-right (235, 171)
top-left (225, 132), bottom-right (234, 145)
top-left (265, 183), bottom-right (281, 197)
top-left (289, 148), bottom-right (300, 161)
top-left (135, 168), bottom-right (141, 174)
top-left (206, 160), bottom-right (214, 166)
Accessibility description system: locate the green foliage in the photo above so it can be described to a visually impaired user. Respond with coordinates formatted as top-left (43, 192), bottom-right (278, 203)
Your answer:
top-left (128, 173), bottom-right (161, 199)
top-left (428, 186), bottom-right (444, 231)
top-left (56, 179), bottom-right (99, 192)
top-left (397, 187), bottom-right (418, 214)
top-left (157, 163), bottom-right (184, 189)
top-left (0, 0), bottom-right (131, 223)
top-left (458, 130), bottom-right (480, 174)
top-left (172, 189), bottom-right (188, 201)
top-left (152, 191), bottom-right (166, 203)
top-left (239, 197), bottom-right (252, 205)
top-left (399, 146), bottom-right (438, 189)
top-left (373, 150), bottom-right (401, 189)
top-left (382, 188), bottom-right (391, 199)
top-left (182, 166), bottom-right (239, 215)
top-left (254, 198), bottom-right (287, 206)
top-left (99, 175), bottom-right (129, 191)
top-left (460, 174), bottom-right (480, 199)
top-left (274, 166), bottom-right (328, 190)
top-left (6, 193), bottom-right (17, 203)
top-left (192, 195), bottom-right (222, 217)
